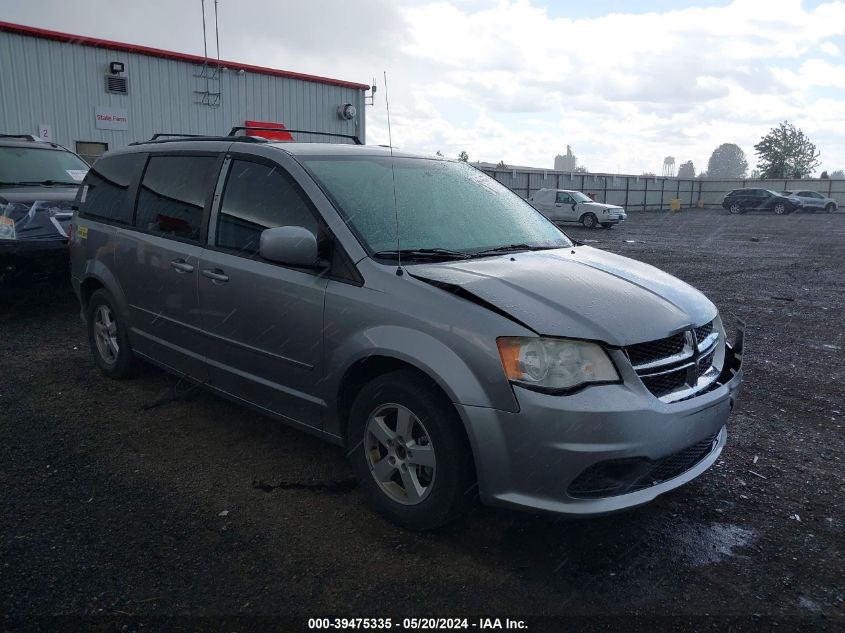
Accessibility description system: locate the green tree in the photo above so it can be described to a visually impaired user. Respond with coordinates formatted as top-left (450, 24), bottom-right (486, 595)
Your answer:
top-left (574, 165), bottom-right (589, 173)
top-left (820, 170), bottom-right (829, 179)
top-left (754, 121), bottom-right (820, 179)
top-left (677, 160), bottom-right (695, 178)
top-left (831, 169), bottom-right (845, 179)
top-left (458, 150), bottom-right (469, 162)
top-left (707, 143), bottom-right (748, 178)
top-left (496, 160), bottom-right (507, 168)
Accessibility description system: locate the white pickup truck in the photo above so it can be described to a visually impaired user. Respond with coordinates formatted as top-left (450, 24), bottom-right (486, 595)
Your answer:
top-left (529, 188), bottom-right (627, 229)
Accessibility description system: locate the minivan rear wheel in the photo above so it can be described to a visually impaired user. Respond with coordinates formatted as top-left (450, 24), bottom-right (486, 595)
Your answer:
top-left (348, 369), bottom-right (476, 530)
top-left (581, 213), bottom-right (598, 229)
top-left (86, 289), bottom-right (136, 378)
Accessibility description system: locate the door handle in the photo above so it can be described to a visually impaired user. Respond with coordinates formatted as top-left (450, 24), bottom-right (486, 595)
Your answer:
top-left (170, 258), bottom-right (194, 273)
top-left (201, 268), bottom-right (229, 283)
top-left (555, 203), bottom-right (562, 207)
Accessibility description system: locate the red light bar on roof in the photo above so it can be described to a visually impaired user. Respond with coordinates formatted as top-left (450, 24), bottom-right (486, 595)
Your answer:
top-left (243, 121), bottom-right (294, 142)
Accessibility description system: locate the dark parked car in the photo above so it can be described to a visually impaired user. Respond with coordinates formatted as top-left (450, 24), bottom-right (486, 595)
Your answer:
top-left (0, 134), bottom-right (88, 283)
top-left (721, 188), bottom-right (803, 215)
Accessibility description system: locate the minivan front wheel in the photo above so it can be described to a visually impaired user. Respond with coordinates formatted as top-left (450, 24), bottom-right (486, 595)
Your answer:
top-left (86, 289), bottom-right (136, 378)
top-left (348, 369), bottom-right (476, 530)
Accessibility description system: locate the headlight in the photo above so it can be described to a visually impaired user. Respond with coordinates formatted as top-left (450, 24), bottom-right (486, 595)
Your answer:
top-left (0, 215), bottom-right (16, 240)
top-left (497, 337), bottom-right (620, 392)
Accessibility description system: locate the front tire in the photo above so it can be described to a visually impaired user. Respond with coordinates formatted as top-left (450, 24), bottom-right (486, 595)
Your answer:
top-left (826, 203), bottom-right (836, 213)
top-left (773, 203), bottom-right (787, 215)
top-left (86, 289), bottom-right (136, 378)
top-left (581, 213), bottom-right (598, 229)
top-left (728, 203), bottom-right (743, 215)
top-left (347, 369), bottom-right (476, 530)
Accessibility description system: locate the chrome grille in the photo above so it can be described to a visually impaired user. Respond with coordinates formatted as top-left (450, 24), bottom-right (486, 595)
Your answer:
top-left (626, 333), bottom-right (685, 366)
top-left (626, 320), bottom-right (721, 402)
top-left (694, 322), bottom-right (713, 344)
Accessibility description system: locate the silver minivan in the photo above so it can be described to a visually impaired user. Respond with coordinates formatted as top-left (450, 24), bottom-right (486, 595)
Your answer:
top-left (70, 135), bottom-right (743, 529)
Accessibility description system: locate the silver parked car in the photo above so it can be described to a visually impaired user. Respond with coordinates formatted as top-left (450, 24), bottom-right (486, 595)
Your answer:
top-left (781, 190), bottom-right (838, 213)
top-left (70, 135), bottom-right (743, 529)
top-left (528, 188), bottom-right (626, 228)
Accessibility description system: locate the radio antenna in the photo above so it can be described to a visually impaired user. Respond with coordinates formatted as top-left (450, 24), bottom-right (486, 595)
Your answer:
top-left (384, 71), bottom-right (403, 276)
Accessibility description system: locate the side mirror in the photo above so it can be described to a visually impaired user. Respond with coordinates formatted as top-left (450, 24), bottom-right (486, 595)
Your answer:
top-left (571, 203), bottom-right (577, 210)
top-left (259, 225), bottom-right (320, 268)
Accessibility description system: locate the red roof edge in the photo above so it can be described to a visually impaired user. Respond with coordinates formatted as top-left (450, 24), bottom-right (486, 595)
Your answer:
top-left (0, 20), bottom-right (370, 91)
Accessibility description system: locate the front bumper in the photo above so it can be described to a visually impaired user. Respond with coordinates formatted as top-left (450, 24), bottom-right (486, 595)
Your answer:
top-left (1, 239), bottom-right (68, 281)
top-left (601, 212), bottom-right (626, 224)
top-left (459, 330), bottom-right (743, 516)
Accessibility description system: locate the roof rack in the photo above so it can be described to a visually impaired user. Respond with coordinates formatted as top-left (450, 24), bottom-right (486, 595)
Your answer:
top-left (228, 126), bottom-right (363, 145)
top-left (129, 134), bottom-right (267, 146)
top-left (0, 133), bottom-right (41, 141)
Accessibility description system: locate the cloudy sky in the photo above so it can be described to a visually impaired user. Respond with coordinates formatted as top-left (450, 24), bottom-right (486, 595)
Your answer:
top-left (4, 0), bottom-right (845, 174)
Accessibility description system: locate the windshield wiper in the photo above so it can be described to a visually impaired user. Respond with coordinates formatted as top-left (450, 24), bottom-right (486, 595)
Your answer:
top-left (0, 180), bottom-right (81, 187)
top-left (372, 247), bottom-right (472, 261)
top-left (469, 243), bottom-right (561, 257)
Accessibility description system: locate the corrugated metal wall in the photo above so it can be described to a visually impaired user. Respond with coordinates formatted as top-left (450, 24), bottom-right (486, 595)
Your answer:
top-left (478, 167), bottom-right (845, 209)
top-left (0, 29), bottom-right (365, 154)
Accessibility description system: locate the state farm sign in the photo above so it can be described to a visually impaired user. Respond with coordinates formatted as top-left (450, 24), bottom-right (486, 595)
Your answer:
top-left (94, 107), bottom-right (129, 131)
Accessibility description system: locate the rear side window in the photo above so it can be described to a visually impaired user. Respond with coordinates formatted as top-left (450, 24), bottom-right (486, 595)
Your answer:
top-left (215, 159), bottom-right (319, 257)
top-left (79, 153), bottom-right (146, 224)
top-left (135, 155), bottom-right (218, 242)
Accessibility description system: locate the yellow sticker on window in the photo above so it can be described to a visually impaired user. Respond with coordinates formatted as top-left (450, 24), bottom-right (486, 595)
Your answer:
top-left (77, 226), bottom-right (88, 238)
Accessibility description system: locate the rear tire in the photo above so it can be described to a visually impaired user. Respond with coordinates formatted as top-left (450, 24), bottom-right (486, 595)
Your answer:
top-left (826, 203), bottom-right (836, 213)
top-left (347, 369), bottom-right (476, 530)
top-left (581, 213), bottom-right (598, 229)
top-left (86, 289), bottom-right (136, 379)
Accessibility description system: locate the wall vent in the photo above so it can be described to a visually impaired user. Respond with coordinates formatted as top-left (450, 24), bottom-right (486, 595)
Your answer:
top-left (104, 75), bottom-right (128, 95)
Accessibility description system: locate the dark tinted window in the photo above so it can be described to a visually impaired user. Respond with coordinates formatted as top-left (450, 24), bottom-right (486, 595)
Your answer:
top-left (215, 160), bottom-right (319, 257)
top-left (135, 155), bottom-right (217, 241)
top-left (556, 192), bottom-right (573, 204)
top-left (79, 153), bottom-right (146, 224)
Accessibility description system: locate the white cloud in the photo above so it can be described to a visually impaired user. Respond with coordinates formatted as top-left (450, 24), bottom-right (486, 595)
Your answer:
top-left (820, 41), bottom-right (841, 56)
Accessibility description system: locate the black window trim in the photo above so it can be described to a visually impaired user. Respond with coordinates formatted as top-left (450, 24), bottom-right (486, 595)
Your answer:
top-left (130, 150), bottom-right (225, 247)
top-left (206, 152), bottom-right (363, 285)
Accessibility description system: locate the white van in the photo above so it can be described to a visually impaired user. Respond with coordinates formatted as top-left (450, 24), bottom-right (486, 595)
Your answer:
top-left (529, 188), bottom-right (626, 229)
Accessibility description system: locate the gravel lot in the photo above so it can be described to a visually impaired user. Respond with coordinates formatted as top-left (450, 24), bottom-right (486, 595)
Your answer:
top-left (1, 209), bottom-right (843, 624)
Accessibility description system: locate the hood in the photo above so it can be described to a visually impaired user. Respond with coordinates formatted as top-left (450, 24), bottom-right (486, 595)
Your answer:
top-left (408, 247), bottom-right (716, 346)
top-left (0, 188), bottom-right (77, 242)
top-left (578, 201), bottom-right (624, 212)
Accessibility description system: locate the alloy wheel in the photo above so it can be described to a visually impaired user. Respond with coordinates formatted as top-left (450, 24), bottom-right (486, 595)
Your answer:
top-left (729, 204), bottom-right (742, 214)
top-left (364, 403), bottom-right (436, 505)
top-left (774, 203), bottom-right (786, 215)
top-left (94, 304), bottom-right (119, 365)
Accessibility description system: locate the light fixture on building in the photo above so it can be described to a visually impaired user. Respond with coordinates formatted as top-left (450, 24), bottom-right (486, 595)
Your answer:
top-left (109, 61), bottom-right (125, 75)
top-left (338, 103), bottom-right (357, 120)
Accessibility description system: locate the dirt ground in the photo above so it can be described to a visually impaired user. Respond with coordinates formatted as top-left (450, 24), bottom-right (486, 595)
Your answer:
top-left (1, 209), bottom-right (843, 625)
